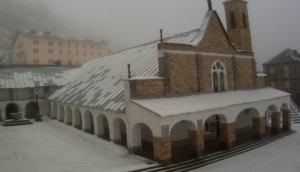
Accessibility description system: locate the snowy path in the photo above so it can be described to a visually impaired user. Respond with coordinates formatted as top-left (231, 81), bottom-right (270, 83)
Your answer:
top-left (1, 117), bottom-right (300, 172)
top-left (0, 117), bottom-right (152, 172)
top-left (192, 124), bottom-right (300, 172)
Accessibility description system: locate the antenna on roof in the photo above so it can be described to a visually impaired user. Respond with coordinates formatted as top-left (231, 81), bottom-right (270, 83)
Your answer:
top-left (207, 0), bottom-right (212, 10)
top-left (127, 64), bottom-right (131, 79)
top-left (160, 29), bottom-right (163, 43)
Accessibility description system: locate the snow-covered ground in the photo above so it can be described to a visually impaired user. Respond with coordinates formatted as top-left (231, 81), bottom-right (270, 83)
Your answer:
top-left (0, 117), bottom-right (152, 172)
top-left (1, 117), bottom-right (300, 172)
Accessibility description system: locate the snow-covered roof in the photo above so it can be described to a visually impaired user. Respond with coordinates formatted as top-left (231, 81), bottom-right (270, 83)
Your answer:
top-left (263, 49), bottom-right (300, 66)
top-left (48, 10), bottom-right (243, 112)
top-left (132, 87), bottom-right (290, 117)
top-left (48, 28), bottom-right (201, 112)
top-left (0, 67), bottom-right (80, 89)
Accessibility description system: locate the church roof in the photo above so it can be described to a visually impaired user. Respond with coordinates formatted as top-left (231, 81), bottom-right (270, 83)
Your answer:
top-left (263, 49), bottom-right (300, 66)
top-left (0, 67), bottom-right (79, 89)
top-left (47, 10), bottom-right (241, 112)
top-left (132, 87), bottom-right (290, 117)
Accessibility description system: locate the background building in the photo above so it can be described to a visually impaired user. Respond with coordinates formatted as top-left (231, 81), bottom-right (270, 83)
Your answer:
top-left (12, 31), bottom-right (108, 66)
top-left (263, 49), bottom-right (300, 106)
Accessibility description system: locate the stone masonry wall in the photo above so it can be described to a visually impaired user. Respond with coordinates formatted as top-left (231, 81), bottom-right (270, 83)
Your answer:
top-left (235, 58), bottom-right (254, 89)
top-left (153, 136), bottom-right (171, 165)
top-left (256, 76), bottom-right (265, 87)
top-left (129, 79), bottom-right (165, 97)
top-left (167, 53), bottom-right (199, 94)
top-left (198, 55), bottom-right (235, 92)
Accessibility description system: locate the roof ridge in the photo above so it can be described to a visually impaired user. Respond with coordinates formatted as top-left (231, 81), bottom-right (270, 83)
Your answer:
top-left (107, 28), bottom-right (200, 56)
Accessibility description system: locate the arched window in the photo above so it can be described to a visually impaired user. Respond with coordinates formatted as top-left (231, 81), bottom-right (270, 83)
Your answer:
top-left (242, 12), bottom-right (247, 28)
top-left (230, 12), bottom-right (236, 28)
top-left (212, 61), bottom-right (227, 92)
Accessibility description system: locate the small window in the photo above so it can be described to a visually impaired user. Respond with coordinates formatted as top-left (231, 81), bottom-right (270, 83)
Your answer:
top-left (48, 49), bottom-right (54, 54)
top-left (84, 45), bottom-right (86, 48)
top-left (271, 81), bottom-right (276, 88)
top-left (230, 12), bottom-right (236, 28)
top-left (76, 44), bottom-right (78, 48)
top-left (29, 88), bottom-right (34, 99)
top-left (9, 88), bottom-right (13, 100)
top-left (59, 42), bottom-right (62, 47)
top-left (48, 41), bottom-right (53, 46)
top-left (242, 12), bottom-right (247, 28)
top-left (60, 50), bottom-right (62, 55)
top-left (33, 59), bottom-right (39, 64)
top-left (68, 60), bottom-right (72, 65)
top-left (84, 52), bottom-right (86, 56)
top-left (76, 51), bottom-right (79, 55)
top-left (284, 65), bottom-right (289, 79)
top-left (68, 43), bottom-right (71, 47)
top-left (270, 67), bottom-right (274, 74)
top-left (91, 45), bottom-right (93, 49)
top-left (285, 81), bottom-right (290, 89)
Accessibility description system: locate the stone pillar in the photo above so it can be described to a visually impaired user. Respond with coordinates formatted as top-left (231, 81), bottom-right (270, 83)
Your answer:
top-left (188, 130), bottom-right (204, 158)
top-left (271, 112), bottom-right (281, 133)
top-left (282, 110), bottom-right (291, 130)
top-left (153, 136), bottom-right (171, 165)
top-left (220, 123), bottom-right (236, 149)
top-left (252, 117), bottom-right (265, 139)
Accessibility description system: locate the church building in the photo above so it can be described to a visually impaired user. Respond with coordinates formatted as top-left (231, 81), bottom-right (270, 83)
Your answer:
top-left (1, 0), bottom-right (291, 164)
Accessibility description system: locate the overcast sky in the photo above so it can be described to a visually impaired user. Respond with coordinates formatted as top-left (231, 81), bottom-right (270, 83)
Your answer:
top-left (26, 0), bottom-right (300, 70)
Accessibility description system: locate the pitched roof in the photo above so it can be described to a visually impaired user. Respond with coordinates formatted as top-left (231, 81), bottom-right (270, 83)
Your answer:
top-left (47, 10), bottom-right (241, 112)
top-left (132, 87), bottom-right (289, 117)
top-left (48, 28), bottom-right (201, 112)
top-left (263, 49), bottom-right (300, 66)
top-left (0, 67), bottom-right (79, 89)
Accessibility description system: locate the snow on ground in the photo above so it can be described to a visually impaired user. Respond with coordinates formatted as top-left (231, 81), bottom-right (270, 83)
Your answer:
top-left (1, 117), bottom-right (300, 172)
top-left (192, 124), bottom-right (300, 172)
top-left (0, 117), bottom-right (153, 172)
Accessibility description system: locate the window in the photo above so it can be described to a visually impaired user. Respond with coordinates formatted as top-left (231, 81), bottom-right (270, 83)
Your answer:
top-left (91, 45), bottom-right (93, 49)
top-left (84, 52), bottom-right (86, 56)
top-left (98, 45), bottom-right (101, 49)
top-left (270, 67), bottom-right (274, 74)
top-left (285, 81), bottom-right (290, 89)
top-left (48, 49), bottom-right (54, 54)
top-left (9, 88), bottom-right (13, 100)
top-left (29, 88), bottom-right (34, 99)
top-left (84, 45), bottom-right (86, 48)
top-left (284, 65), bottom-right (289, 79)
top-left (68, 43), bottom-right (71, 48)
top-left (48, 59), bottom-right (54, 64)
top-left (212, 61), bottom-right (227, 92)
top-left (33, 48), bottom-right (39, 53)
top-left (33, 40), bottom-right (39, 45)
top-left (230, 12), bottom-right (236, 28)
top-left (68, 51), bottom-right (71, 55)
top-left (242, 12), bottom-right (247, 28)
top-left (60, 50), bottom-right (62, 55)
top-left (271, 81), bottom-right (276, 88)
top-left (76, 44), bottom-right (78, 48)
top-left (48, 41), bottom-right (53, 46)
top-left (33, 59), bottom-right (39, 64)
top-left (76, 51), bottom-right (79, 55)
top-left (59, 42), bottom-right (62, 47)
top-left (68, 60), bottom-right (72, 65)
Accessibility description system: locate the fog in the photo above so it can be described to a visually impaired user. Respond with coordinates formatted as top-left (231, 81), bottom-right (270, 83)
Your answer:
top-left (1, 0), bottom-right (300, 70)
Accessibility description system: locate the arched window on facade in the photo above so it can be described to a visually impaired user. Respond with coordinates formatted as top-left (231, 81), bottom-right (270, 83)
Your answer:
top-left (242, 12), bottom-right (247, 28)
top-left (230, 12), bottom-right (236, 28)
top-left (212, 61), bottom-right (227, 92)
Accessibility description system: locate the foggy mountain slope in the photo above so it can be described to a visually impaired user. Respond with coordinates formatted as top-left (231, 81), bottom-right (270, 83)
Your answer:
top-left (0, 0), bottom-right (60, 64)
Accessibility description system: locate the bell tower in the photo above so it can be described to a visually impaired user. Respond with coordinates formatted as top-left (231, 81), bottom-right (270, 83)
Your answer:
top-left (224, 0), bottom-right (252, 52)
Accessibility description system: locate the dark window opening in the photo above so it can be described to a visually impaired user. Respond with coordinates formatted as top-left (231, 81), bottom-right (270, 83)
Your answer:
top-left (230, 12), bottom-right (236, 28)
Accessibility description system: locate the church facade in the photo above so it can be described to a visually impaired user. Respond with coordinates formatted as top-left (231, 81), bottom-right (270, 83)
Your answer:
top-left (1, 0), bottom-right (291, 164)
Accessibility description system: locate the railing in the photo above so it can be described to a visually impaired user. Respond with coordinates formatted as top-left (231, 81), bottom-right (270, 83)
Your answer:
top-left (290, 97), bottom-right (300, 114)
